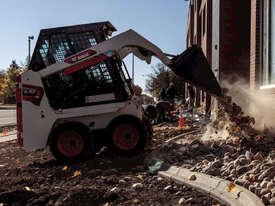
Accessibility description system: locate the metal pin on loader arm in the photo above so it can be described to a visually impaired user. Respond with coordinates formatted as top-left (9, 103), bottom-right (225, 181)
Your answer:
top-left (163, 53), bottom-right (177, 58)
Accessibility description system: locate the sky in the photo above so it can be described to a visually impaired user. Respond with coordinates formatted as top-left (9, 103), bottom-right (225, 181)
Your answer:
top-left (0, 0), bottom-right (189, 91)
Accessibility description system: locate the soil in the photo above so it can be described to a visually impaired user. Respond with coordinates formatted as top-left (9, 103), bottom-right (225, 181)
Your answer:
top-left (0, 129), bottom-right (224, 206)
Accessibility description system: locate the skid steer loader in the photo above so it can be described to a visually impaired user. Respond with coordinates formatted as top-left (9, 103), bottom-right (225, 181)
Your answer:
top-left (16, 22), bottom-right (221, 161)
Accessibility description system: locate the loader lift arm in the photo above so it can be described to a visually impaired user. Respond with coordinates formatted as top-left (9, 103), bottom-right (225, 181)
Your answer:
top-left (83, 29), bottom-right (172, 66)
top-left (86, 29), bottom-right (222, 97)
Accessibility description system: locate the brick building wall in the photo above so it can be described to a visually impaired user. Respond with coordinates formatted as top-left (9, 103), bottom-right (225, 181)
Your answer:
top-left (186, 0), bottom-right (213, 110)
top-left (219, 1), bottom-right (251, 85)
top-left (186, 0), bottom-right (251, 113)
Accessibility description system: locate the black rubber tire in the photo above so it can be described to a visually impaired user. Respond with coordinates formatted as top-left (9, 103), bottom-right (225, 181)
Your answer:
top-left (108, 116), bottom-right (146, 155)
top-left (142, 115), bottom-right (153, 143)
top-left (50, 122), bottom-right (94, 162)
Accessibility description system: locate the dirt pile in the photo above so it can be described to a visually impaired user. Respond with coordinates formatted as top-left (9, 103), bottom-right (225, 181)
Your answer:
top-left (201, 93), bottom-right (275, 154)
top-left (154, 130), bottom-right (275, 205)
top-left (0, 140), bottom-right (225, 206)
top-left (151, 96), bottom-right (275, 205)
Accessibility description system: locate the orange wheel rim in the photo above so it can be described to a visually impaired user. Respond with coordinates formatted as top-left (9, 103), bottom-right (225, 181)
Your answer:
top-left (112, 124), bottom-right (139, 151)
top-left (57, 130), bottom-right (84, 157)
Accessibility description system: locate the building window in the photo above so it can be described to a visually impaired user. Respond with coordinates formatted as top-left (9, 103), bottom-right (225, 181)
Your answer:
top-left (202, 6), bottom-right (206, 36)
top-left (201, 12), bottom-right (204, 39)
top-left (262, 0), bottom-right (275, 85)
top-left (197, 13), bottom-right (202, 46)
top-left (197, 0), bottom-right (201, 10)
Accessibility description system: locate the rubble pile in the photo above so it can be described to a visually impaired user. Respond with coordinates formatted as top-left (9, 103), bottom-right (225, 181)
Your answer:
top-left (216, 96), bottom-right (274, 149)
top-left (150, 96), bottom-right (275, 205)
top-left (153, 137), bottom-right (275, 205)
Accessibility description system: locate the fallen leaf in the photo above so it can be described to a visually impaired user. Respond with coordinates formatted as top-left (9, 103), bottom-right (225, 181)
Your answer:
top-left (248, 174), bottom-right (255, 182)
top-left (72, 170), bottom-right (81, 178)
top-left (187, 135), bottom-right (196, 140)
top-left (88, 185), bottom-right (97, 190)
top-left (132, 199), bottom-right (140, 204)
top-left (25, 186), bottom-right (31, 191)
top-left (31, 167), bottom-right (40, 171)
top-left (254, 135), bottom-right (263, 142)
top-left (219, 121), bottom-right (225, 127)
top-left (189, 174), bottom-right (196, 181)
top-left (227, 182), bottom-right (236, 193)
top-left (137, 175), bottom-right (143, 180)
top-left (62, 166), bottom-right (68, 171)
top-left (15, 159), bottom-right (20, 164)
top-left (233, 137), bottom-right (240, 144)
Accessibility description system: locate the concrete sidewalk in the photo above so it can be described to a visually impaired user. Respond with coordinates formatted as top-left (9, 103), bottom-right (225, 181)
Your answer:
top-left (0, 133), bottom-right (16, 143)
top-left (0, 109), bottom-right (16, 128)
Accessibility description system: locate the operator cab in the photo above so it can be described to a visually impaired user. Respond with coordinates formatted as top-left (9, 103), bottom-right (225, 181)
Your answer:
top-left (42, 53), bottom-right (134, 110)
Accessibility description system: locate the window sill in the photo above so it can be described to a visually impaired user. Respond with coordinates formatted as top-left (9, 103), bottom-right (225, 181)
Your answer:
top-left (258, 84), bottom-right (275, 95)
top-left (260, 84), bottom-right (275, 90)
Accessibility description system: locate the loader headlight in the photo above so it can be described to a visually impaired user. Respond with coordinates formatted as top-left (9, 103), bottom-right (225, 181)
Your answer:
top-left (23, 87), bottom-right (37, 96)
top-left (22, 84), bottom-right (44, 106)
top-left (105, 51), bottom-right (114, 57)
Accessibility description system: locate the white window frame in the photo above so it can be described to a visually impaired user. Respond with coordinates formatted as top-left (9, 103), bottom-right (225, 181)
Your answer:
top-left (261, 0), bottom-right (275, 88)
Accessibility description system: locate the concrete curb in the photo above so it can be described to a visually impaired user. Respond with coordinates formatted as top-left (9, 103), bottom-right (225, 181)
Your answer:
top-left (0, 134), bottom-right (17, 143)
top-left (150, 159), bottom-right (264, 206)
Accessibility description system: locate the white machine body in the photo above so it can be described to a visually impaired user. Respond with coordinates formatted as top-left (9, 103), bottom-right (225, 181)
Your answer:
top-left (16, 29), bottom-right (171, 150)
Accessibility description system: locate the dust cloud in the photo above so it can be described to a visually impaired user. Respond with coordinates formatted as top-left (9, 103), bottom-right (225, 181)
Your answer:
top-left (201, 77), bottom-right (275, 141)
top-left (223, 78), bottom-right (275, 132)
top-left (200, 120), bottom-right (230, 142)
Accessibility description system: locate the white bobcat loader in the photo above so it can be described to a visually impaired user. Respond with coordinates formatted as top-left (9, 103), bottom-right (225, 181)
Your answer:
top-left (16, 22), bottom-right (221, 161)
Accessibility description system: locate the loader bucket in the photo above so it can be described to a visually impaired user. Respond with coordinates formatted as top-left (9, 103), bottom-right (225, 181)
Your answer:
top-left (169, 45), bottom-right (222, 97)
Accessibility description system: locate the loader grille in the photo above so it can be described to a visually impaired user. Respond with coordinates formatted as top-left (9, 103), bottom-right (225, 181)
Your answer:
top-left (38, 32), bottom-right (97, 66)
